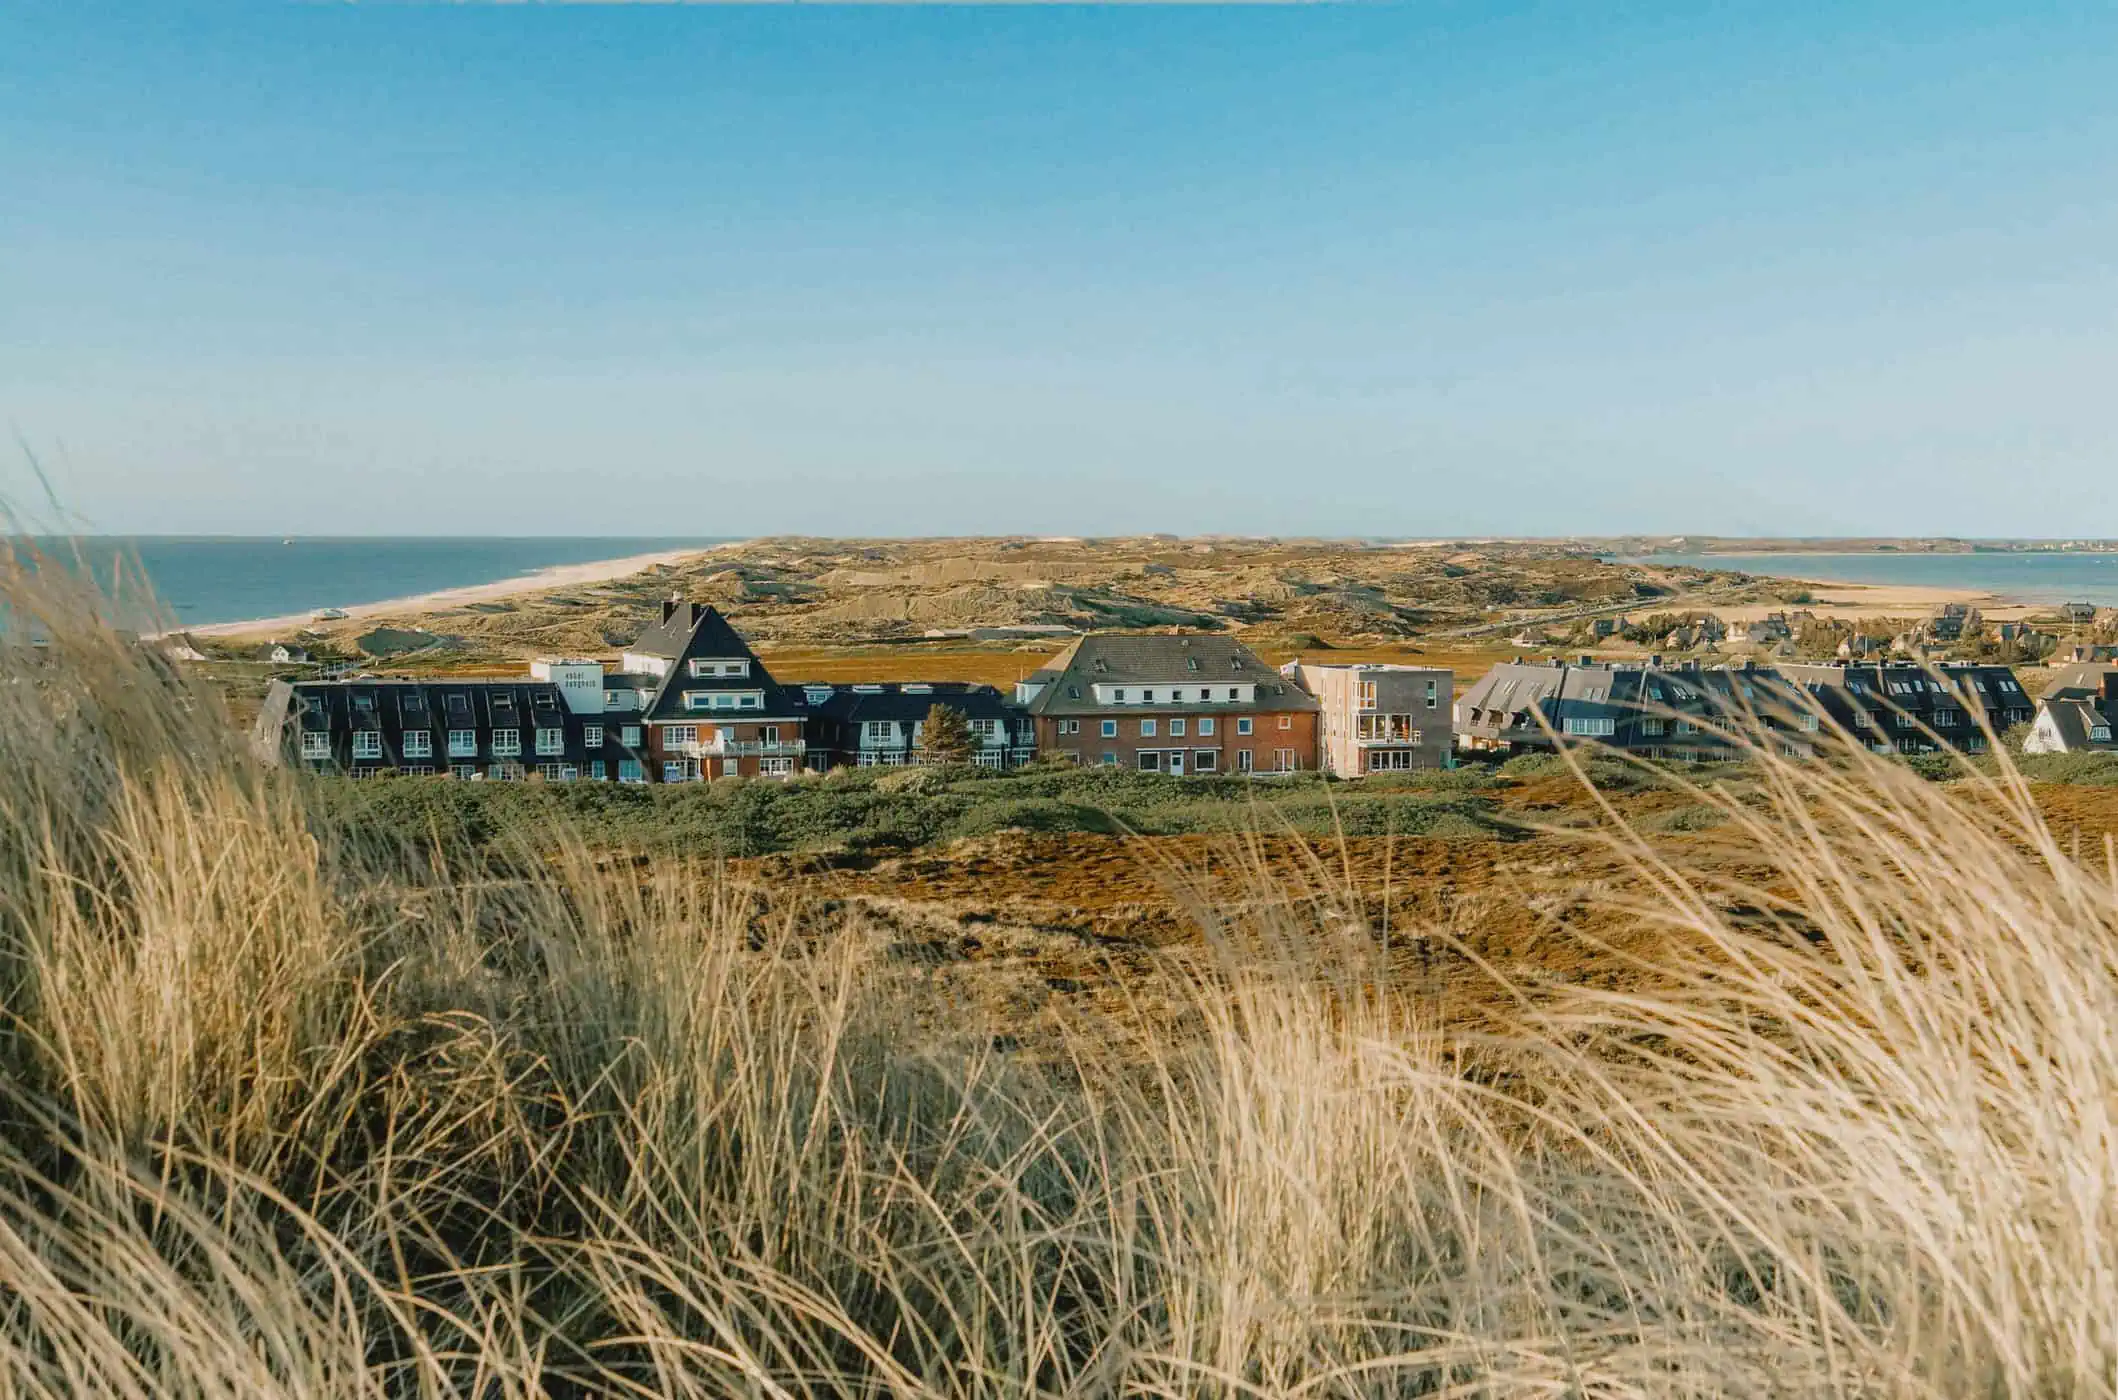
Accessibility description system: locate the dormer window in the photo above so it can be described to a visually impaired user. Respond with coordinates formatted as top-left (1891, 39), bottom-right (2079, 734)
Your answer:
top-left (1186, 656), bottom-right (1199, 671)
top-left (1092, 659), bottom-right (1108, 673)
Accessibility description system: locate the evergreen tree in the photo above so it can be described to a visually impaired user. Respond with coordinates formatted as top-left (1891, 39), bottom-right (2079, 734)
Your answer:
top-left (920, 703), bottom-right (978, 766)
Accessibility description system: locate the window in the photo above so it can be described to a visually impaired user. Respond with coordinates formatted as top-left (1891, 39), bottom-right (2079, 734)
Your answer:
top-left (604, 690), bottom-right (633, 711)
top-left (621, 725), bottom-right (642, 747)
top-left (1562, 717), bottom-right (1616, 737)
top-left (1237, 749), bottom-right (1254, 773)
top-left (1194, 749), bottom-right (1217, 772)
top-left (538, 763), bottom-right (565, 781)
top-left (1638, 719), bottom-right (1667, 737)
top-left (1199, 717), bottom-right (1215, 736)
top-left (583, 725), bottom-right (602, 748)
top-left (1227, 688), bottom-right (1240, 701)
top-left (663, 761), bottom-right (690, 783)
top-left (1279, 714), bottom-right (1292, 730)
top-left (402, 766), bottom-right (433, 777)
top-left (1138, 751), bottom-right (1162, 772)
top-left (970, 718), bottom-right (997, 738)
top-left (451, 764), bottom-right (478, 781)
top-left (536, 728), bottom-right (564, 756)
top-left (1425, 680), bottom-right (1439, 709)
top-left (490, 762), bottom-right (524, 781)
top-left (1275, 748), bottom-right (1297, 772)
top-left (300, 732), bottom-right (331, 760)
top-left (1799, 714), bottom-right (1822, 732)
top-left (760, 757), bottom-right (794, 776)
top-left (1236, 717), bottom-right (1253, 736)
top-left (1113, 689), bottom-right (1127, 703)
top-left (352, 731), bottom-right (383, 759)
top-left (1367, 749), bottom-right (1420, 772)
top-left (863, 720), bottom-right (896, 743)
top-left (619, 759), bottom-right (644, 783)
top-left (1169, 718), bottom-right (1185, 737)
top-left (1140, 719), bottom-right (1157, 737)
top-left (591, 761), bottom-right (607, 780)
top-left (1100, 752), bottom-right (1117, 767)
top-left (663, 725), bottom-right (698, 747)
top-left (491, 728), bottom-right (522, 757)
top-left (447, 729), bottom-right (477, 758)
top-left (403, 730), bottom-right (432, 758)
top-left (2093, 725), bottom-right (2113, 743)
top-left (761, 725), bottom-right (781, 745)
top-left (1853, 711), bottom-right (1873, 729)
top-left (1100, 719), bottom-right (1117, 738)
top-left (1357, 680), bottom-right (1377, 710)
top-left (1059, 719), bottom-right (1079, 735)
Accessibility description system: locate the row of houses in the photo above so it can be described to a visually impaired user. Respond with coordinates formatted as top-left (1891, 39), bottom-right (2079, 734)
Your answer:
top-left (256, 599), bottom-right (2118, 781)
top-left (258, 601), bottom-right (1456, 782)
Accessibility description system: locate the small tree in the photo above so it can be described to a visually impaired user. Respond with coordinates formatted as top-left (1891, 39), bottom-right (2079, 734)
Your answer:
top-left (920, 703), bottom-right (978, 766)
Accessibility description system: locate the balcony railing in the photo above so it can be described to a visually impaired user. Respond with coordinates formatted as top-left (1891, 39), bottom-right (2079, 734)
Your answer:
top-left (666, 737), bottom-right (808, 757)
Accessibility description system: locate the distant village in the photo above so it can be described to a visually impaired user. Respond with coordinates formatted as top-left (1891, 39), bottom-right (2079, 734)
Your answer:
top-left (239, 594), bottom-right (2118, 783)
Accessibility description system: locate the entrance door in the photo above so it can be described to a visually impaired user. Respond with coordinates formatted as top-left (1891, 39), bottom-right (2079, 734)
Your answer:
top-left (1167, 750), bottom-right (1185, 777)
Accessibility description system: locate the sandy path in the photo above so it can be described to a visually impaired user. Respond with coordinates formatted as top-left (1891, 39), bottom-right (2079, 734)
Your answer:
top-left (180, 547), bottom-right (713, 640)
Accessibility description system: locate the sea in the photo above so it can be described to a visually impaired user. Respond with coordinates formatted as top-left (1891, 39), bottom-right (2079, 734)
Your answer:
top-left (11, 536), bottom-right (731, 630)
top-left (1622, 552), bottom-right (2118, 607)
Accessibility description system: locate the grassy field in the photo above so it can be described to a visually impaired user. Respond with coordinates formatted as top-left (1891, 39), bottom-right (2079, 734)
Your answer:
top-left (5, 566), bottom-right (2118, 1397)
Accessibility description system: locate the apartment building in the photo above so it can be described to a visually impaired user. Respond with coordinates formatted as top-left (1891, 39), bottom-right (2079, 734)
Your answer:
top-left (1291, 662), bottom-right (1453, 775)
top-left (256, 601), bottom-right (818, 781)
top-left (255, 677), bottom-right (618, 781)
top-left (1454, 655), bottom-right (2033, 761)
top-left (1774, 662), bottom-right (2031, 755)
top-left (1454, 656), bottom-right (1769, 760)
top-left (1019, 634), bottom-right (1319, 775)
top-left (802, 681), bottom-right (1036, 768)
top-left (620, 601), bottom-right (814, 780)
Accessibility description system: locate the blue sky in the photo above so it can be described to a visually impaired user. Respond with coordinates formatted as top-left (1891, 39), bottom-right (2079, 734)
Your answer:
top-left (4, 3), bottom-right (2114, 538)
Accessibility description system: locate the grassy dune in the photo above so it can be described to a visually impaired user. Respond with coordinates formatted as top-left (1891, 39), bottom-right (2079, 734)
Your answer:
top-left (3, 566), bottom-right (2116, 1397)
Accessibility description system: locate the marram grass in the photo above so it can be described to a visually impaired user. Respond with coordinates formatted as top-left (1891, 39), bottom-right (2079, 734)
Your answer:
top-left (0, 561), bottom-right (2113, 1398)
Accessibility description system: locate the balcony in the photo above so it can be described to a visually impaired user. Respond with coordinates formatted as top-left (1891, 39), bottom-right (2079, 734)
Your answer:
top-left (663, 735), bottom-right (807, 757)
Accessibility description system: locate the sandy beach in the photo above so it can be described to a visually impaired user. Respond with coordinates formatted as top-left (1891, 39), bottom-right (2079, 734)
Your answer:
top-left (1711, 577), bottom-right (2034, 624)
top-left (182, 547), bottom-right (713, 640)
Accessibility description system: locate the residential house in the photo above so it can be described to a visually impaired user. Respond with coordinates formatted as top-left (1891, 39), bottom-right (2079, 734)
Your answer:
top-left (1743, 613), bottom-right (1792, 646)
top-left (802, 681), bottom-right (1035, 768)
top-left (261, 641), bottom-right (313, 665)
top-left (1018, 633), bottom-right (1320, 775)
top-left (2063, 602), bottom-right (2100, 625)
top-left (1291, 662), bottom-right (1453, 776)
top-left (1924, 602), bottom-right (1980, 643)
top-left (2024, 664), bottom-right (2118, 754)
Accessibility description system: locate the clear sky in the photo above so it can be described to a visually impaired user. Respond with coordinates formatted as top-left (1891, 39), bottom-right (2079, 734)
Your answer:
top-left (4, 3), bottom-right (2114, 539)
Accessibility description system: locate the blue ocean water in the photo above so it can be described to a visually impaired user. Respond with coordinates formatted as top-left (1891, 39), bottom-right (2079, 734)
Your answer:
top-left (14, 536), bottom-right (730, 629)
top-left (1625, 552), bottom-right (2118, 607)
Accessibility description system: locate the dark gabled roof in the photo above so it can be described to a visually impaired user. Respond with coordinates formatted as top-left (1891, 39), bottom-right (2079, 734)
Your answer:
top-left (623, 601), bottom-right (801, 723)
top-left (2041, 663), bottom-right (2118, 703)
top-left (811, 682), bottom-right (1017, 726)
top-left (261, 678), bottom-right (619, 768)
top-left (2038, 698), bottom-right (2114, 751)
top-left (1023, 633), bottom-right (1317, 717)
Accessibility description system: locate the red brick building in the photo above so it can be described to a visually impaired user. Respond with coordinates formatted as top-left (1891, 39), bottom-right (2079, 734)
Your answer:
top-left (1017, 634), bottom-right (1319, 775)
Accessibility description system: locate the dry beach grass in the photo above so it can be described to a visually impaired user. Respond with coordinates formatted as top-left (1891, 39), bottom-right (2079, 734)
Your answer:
top-left (2, 561), bottom-right (2116, 1397)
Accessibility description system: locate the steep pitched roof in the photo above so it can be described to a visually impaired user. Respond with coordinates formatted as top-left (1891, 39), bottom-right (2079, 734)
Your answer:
top-left (2039, 697), bottom-right (2118, 751)
top-left (1023, 633), bottom-right (1317, 717)
top-left (625, 602), bottom-right (801, 723)
top-left (814, 681), bottom-right (1016, 725)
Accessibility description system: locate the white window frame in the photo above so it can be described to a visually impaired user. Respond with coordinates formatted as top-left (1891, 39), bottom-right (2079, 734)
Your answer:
top-left (663, 725), bottom-right (699, 747)
top-left (1236, 749), bottom-right (1255, 773)
top-left (1236, 717), bottom-right (1253, 736)
top-left (618, 759), bottom-right (645, 784)
top-left (535, 727), bottom-right (564, 756)
top-left (1169, 717), bottom-right (1185, 737)
top-left (491, 728), bottom-right (522, 757)
top-left (583, 725), bottom-right (602, 748)
top-left (1101, 719), bottom-right (1117, 738)
top-left (1140, 719), bottom-right (1157, 738)
top-left (447, 729), bottom-right (477, 758)
top-left (1198, 716), bottom-right (1215, 736)
top-left (621, 725), bottom-right (642, 747)
top-left (301, 731), bottom-right (331, 760)
top-left (352, 730), bottom-right (384, 760)
top-left (402, 729), bottom-right (433, 758)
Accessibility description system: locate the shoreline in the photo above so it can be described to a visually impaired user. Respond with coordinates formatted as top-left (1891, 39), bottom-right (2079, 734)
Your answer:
top-left (176, 546), bottom-right (721, 640)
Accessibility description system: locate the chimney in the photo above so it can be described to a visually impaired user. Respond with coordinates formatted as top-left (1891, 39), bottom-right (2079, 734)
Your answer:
top-left (2106, 672), bottom-right (2118, 706)
top-left (1580, 653), bottom-right (1594, 667)
top-left (661, 599), bottom-right (680, 624)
